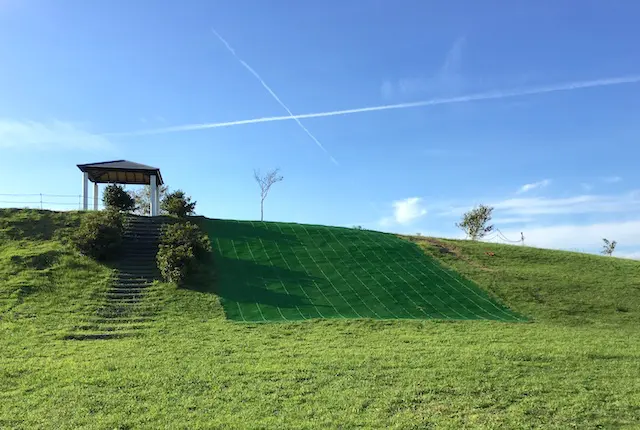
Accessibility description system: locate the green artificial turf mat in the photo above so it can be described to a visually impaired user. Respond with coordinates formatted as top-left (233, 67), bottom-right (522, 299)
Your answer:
top-left (199, 219), bottom-right (524, 322)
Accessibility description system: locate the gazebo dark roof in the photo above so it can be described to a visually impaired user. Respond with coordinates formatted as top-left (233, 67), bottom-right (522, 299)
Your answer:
top-left (77, 160), bottom-right (164, 185)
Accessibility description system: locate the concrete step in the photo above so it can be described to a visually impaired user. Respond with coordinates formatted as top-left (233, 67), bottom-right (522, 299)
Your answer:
top-left (111, 280), bottom-right (153, 286)
top-left (119, 250), bottom-right (158, 255)
top-left (110, 290), bottom-right (147, 296)
top-left (63, 332), bottom-right (136, 341)
top-left (74, 323), bottom-right (149, 331)
top-left (125, 217), bottom-right (166, 223)
top-left (117, 260), bottom-right (157, 266)
top-left (119, 252), bottom-right (158, 259)
top-left (119, 252), bottom-right (158, 257)
top-left (105, 292), bottom-right (160, 300)
top-left (124, 221), bottom-right (162, 227)
top-left (116, 270), bottom-right (158, 277)
top-left (123, 230), bottom-right (160, 236)
top-left (106, 292), bottom-right (145, 298)
top-left (118, 254), bottom-right (158, 259)
top-left (123, 227), bottom-right (161, 233)
top-left (122, 237), bottom-right (160, 243)
top-left (114, 274), bottom-right (156, 280)
top-left (88, 317), bottom-right (152, 324)
top-left (116, 264), bottom-right (157, 269)
top-left (102, 297), bottom-right (144, 302)
top-left (111, 283), bottom-right (152, 289)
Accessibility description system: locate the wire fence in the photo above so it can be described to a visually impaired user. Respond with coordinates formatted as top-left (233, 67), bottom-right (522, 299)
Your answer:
top-left (480, 228), bottom-right (526, 246)
top-left (0, 193), bottom-right (106, 211)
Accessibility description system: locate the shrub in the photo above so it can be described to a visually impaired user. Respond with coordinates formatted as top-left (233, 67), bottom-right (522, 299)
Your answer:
top-left (601, 238), bottom-right (617, 256)
top-left (157, 221), bottom-right (211, 285)
top-left (161, 190), bottom-right (196, 218)
top-left (103, 184), bottom-right (136, 213)
top-left (456, 204), bottom-right (494, 240)
top-left (73, 210), bottom-right (124, 260)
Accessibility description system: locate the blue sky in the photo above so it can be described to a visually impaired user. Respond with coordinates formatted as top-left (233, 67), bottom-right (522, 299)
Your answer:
top-left (1, 0), bottom-right (640, 257)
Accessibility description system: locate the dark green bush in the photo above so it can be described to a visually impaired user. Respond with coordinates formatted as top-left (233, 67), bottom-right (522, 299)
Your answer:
top-left (73, 210), bottom-right (124, 260)
top-left (103, 184), bottom-right (136, 213)
top-left (161, 190), bottom-right (196, 218)
top-left (157, 221), bottom-right (211, 285)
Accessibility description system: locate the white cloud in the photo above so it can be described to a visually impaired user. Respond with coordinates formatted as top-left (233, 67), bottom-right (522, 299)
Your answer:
top-left (581, 183), bottom-right (593, 192)
top-left (618, 251), bottom-right (640, 260)
top-left (0, 119), bottom-right (112, 150)
top-left (499, 220), bottom-right (640, 251)
top-left (603, 176), bottom-right (623, 183)
top-left (380, 197), bottom-right (428, 226)
top-left (494, 192), bottom-right (640, 216)
top-left (517, 179), bottom-right (551, 194)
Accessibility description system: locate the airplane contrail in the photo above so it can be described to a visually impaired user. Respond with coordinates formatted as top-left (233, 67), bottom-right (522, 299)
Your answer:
top-left (210, 28), bottom-right (338, 165)
top-left (111, 74), bottom-right (640, 137)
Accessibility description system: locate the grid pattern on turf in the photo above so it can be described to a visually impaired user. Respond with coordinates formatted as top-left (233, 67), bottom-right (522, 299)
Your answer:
top-left (203, 220), bottom-right (525, 322)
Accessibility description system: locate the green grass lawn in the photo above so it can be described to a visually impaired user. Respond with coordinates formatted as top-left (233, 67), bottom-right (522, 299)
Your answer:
top-left (199, 219), bottom-right (523, 322)
top-left (1, 209), bottom-right (640, 429)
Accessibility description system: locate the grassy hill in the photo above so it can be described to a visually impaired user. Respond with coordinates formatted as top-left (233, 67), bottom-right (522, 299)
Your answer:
top-left (1, 209), bottom-right (639, 429)
top-left (410, 235), bottom-right (640, 326)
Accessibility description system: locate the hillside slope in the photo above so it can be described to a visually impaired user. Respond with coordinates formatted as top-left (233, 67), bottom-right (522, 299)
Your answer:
top-left (410, 236), bottom-right (640, 325)
top-left (2, 210), bottom-right (640, 428)
top-left (195, 219), bottom-right (523, 322)
top-left (0, 209), bottom-right (111, 327)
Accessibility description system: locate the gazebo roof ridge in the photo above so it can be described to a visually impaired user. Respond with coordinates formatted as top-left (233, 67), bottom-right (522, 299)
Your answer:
top-left (77, 159), bottom-right (164, 185)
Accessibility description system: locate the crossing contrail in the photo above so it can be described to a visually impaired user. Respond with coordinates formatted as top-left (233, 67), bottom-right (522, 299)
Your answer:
top-left (111, 75), bottom-right (640, 137)
top-left (210, 28), bottom-right (338, 165)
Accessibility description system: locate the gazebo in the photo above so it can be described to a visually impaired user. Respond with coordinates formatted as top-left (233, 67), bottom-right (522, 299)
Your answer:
top-left (77, 160), bottom-right (164, 216)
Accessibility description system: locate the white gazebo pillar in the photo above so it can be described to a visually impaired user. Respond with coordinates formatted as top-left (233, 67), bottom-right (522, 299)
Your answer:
top-left (155, 183), bottom-right (160, 215)
top-left (150, 174), bottom-right (157, 216)
top-left (93, 183), bottom-right (99, 211)
top-left (82, 172), bottom-right (89, 210)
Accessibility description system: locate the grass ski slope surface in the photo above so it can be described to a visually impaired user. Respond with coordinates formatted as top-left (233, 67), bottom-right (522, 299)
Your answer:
top-left (198, 219), bottom-right (524, 322)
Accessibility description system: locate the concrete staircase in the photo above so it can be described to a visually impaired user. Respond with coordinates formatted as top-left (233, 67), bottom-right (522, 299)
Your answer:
top-left (66, 215), bottom-right (165, 340)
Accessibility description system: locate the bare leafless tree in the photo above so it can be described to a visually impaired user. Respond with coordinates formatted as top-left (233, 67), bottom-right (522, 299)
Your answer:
top-left (254, 168), bottom-right (283, 221)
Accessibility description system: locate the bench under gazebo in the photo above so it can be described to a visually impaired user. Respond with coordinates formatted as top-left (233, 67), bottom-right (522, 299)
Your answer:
top-left (77, 160), bottom-right (164, 216)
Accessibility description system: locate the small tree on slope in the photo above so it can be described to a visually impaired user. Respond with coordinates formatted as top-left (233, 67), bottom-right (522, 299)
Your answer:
top-left (601, 238), bottom-right (617, 256)
top-left (161, 190), bottom-right (197, 218)
top-left (131, 184), bottom-right (168, 215)
top-left (103, 184), bottom-right (136, 213)
top-left (456, 204), bottom-right (494, 240)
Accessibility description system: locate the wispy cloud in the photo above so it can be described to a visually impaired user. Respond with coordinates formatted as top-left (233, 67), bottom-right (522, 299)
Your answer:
top-left (603, 176), bottom-right (623, 183)
top-left (438, 191), bottom-right (640, 218)
top-left (494, 192), bottom-right (640, 216)
top-left (517, 179), bottom-right (551, 194)
top-left (499, 219), bottom-right (640, 251)
top-left (113, 75), bottom-right (640, 137)
top-left (379, 197), bottom-right (427, 226)
top-left (211, 28), bottom-right (338, 166)
top-left (381, 37), bottom-right (465, 99)
top-left (0, 119), bottom-right (112, 150)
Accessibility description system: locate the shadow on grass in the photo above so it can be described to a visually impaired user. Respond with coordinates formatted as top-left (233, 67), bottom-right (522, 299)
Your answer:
top-left (184, 253), bottom-right (327, 309)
